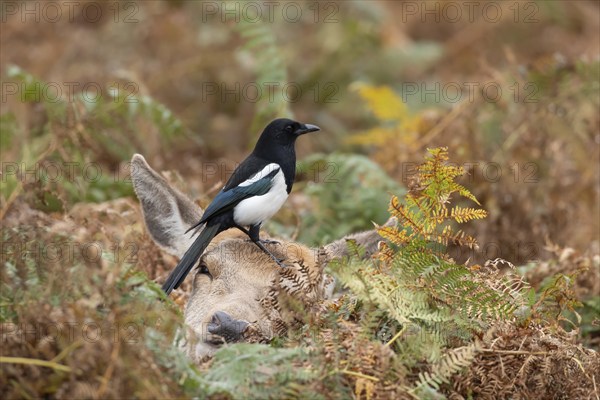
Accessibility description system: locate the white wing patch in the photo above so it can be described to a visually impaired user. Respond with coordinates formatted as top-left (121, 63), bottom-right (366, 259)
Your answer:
top-left (238, 163), bottom-right (280, 187)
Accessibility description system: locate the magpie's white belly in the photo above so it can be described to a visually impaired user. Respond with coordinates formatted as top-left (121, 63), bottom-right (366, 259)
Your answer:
top-left (233, 169), bottom-right (288, 226)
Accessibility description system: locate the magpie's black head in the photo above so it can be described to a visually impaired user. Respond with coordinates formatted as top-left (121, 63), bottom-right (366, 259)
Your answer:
top-left (254, 118), bottom-right (320, 155)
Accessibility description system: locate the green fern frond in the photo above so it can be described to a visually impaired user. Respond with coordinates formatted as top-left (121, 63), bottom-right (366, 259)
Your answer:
top-left (412, 342), bottom-right (481, 393)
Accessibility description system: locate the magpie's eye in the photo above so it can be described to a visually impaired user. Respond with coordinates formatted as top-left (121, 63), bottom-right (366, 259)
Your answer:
top-left (285, 125), bottom-right (293, 132)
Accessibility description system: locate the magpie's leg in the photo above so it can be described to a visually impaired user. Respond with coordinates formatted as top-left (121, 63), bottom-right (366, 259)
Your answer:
top-left (240, 224), bottom-right (286, 268)
top-left (248, 224), bottom-right (280, 245)
top-left (253, 241), bottom-right (287, 268)
top-left (236, 224), bottom-right (279, 245)
top-left (249, 224), bottom-right (280, 245)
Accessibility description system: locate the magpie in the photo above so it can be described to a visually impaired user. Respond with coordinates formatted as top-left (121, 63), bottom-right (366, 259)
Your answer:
top-left (161, 118), bottom-right (320, 294)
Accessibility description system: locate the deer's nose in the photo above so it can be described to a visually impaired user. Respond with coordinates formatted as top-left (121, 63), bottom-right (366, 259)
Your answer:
top-left (207, 311), bottom-right (249, 343)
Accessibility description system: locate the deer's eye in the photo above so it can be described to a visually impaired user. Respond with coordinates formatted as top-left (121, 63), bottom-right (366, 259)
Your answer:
top-left (198, 263), bottom-right (212, 277)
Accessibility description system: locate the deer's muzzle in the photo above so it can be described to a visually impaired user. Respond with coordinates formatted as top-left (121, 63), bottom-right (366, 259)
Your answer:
top-left (207, 311), bottom-right (250, 343)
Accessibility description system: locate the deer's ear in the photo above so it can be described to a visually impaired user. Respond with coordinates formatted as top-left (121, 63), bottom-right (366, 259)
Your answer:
top-left (323, 217), bottom-right (396, 261)
top-left (131, 154), bottom-right (202, 257)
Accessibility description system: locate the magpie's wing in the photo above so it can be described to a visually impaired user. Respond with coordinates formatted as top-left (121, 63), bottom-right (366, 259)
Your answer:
top-left (200, 179), bottom-right (272, 222)
top-left (222, 154), bottom-right (268, 191)
top-left (186, 163), bottom-right (280, 233)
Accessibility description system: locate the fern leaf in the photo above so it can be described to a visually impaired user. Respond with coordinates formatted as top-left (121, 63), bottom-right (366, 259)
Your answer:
top-left (455, 183), bottom-right (482, 205)
top-left (450, 206), bottom-right (488, 223)
top-left (377, 225), bottom-right (409, 246)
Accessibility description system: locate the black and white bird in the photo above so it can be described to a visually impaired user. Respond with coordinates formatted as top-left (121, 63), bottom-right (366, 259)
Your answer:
top-left (161, 118), bottom-right (320, 294)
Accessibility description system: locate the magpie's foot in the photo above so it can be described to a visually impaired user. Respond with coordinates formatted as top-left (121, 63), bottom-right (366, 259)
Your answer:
top-left (260, 239), bottom-right (280, 245)
top-left (258, 248), bottom-right (287, 267)
top-left (271, 256), bottom-right (287, 268)
top-left (245, 238), bottom-right (280, 245)
top-left (249, 239), bottom-right (288, 268)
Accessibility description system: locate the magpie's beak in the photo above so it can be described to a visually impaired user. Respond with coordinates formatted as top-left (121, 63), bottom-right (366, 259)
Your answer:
top-left (295, 123), bottom-right (320, 135)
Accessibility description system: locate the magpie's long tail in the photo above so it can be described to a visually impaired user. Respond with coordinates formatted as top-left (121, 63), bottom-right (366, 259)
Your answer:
top-left (161, 224), bottom-right (221, 295)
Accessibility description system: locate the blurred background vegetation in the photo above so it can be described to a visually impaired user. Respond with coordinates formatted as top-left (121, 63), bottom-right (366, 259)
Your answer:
top-left (2, 0), bottom-right (598, 260)
top-left (1, 0), bottom-right (599, 398)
